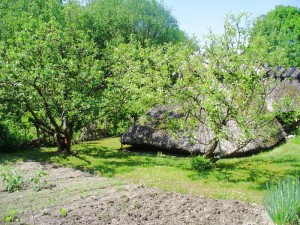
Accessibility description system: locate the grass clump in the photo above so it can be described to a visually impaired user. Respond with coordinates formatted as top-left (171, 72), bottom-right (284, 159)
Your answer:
top-left (191, 156), bottom-right (212, 172)
top-left (264, 177), bottom-right (300, 225)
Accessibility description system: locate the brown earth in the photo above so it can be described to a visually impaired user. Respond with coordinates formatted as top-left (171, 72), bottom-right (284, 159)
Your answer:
top-left (0, 161), bottom-right (273, 225)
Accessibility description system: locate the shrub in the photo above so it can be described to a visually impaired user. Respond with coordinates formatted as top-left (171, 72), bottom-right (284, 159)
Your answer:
top-left (264, 177), bottom-right (300, 225)
top-left (0, 122), bottom-right (27, 153)
top-left (191, 156), bottom-right (212, 172)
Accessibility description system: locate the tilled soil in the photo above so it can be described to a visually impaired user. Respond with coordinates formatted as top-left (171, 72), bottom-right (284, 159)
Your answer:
top-left (0, 161), bottom-right (273, 225)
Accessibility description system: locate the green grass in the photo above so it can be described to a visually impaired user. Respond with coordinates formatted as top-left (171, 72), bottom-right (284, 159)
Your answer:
top-left (0, 136), bottom-right (299, 204)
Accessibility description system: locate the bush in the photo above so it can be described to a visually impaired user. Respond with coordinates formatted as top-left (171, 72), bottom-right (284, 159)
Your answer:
top-left (191, 156), bottom-right (212, 172)
top-left (0, 122), bottom-right (24, 152)
top-left (264, 177), bottom-right (300, 225)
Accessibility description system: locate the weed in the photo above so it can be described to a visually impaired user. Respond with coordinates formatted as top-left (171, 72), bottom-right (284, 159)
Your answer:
top-left (264, 177), bottom-right (300, 225)
top-left (133, 201), bottom-right (142, 209)
top-left (59, 208), bottom-right (68, 217)
top-left (191, 156), bottom-right (212, 172)
top-left (157, 151), bottom-right (166, 157)
top-left (42, 209), bottom-right (50, 216)
top-left (4, 210), bottom-right (17, 223)
top-left (29, 171), bottom-right (48, 191)
top-left (1, 170), bottom-right (23, 192)
top-left (1, 169), bottom-right (48, 192)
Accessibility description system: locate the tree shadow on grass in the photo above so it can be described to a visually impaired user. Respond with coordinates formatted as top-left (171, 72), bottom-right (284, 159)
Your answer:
top-left (1, 143), bottom-right (164, 177)
top-left (187, 155), bottom-right (300, 191)
top-left (71, 144), bottom-right (164, 176)
top-left (0, 147), bottom-right (45, 164)
top-left (2, 139), bottom-right (300, 184)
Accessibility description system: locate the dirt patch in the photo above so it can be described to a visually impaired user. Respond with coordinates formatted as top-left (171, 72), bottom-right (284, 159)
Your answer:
top-left (0, 161), bottom-right (273, 225)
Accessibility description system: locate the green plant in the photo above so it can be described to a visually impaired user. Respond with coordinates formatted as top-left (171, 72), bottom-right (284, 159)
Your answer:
top-left (264, 177), bottom-right (300, 225)
top-left (4, 210), bottom-right (17, 223)
top-left (29, 171), bottom-right (48, 191)
top-left (59, 208), bottom-right (68, 217)
top-left (0, 122), bottom-right (22, 153)
top-left (157, 151), bottom-right (166, 157)
top-left (191, 156), bottom-right (212, 172)
top-left (1, 170), bottom-right (23, 192)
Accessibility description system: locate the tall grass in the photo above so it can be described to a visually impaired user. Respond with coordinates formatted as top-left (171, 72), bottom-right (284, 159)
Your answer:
top-left (264, 177), bottom-right (300, 225)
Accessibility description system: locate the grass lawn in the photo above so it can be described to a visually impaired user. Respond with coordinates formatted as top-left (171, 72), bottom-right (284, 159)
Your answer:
top-left (1, 136), bottom-right (299, 204)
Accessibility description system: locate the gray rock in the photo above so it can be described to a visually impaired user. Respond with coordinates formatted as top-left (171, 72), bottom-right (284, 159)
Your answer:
top-left (121, 106), bottom-right (286, 158)
top-left (266, 78), bottom-right (300, 112)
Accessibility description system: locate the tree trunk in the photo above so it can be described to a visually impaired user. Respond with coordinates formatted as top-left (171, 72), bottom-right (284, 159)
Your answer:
top-left (56, 133), bottom-right (65, 153)
top-left (55, 124), bottom-right (73, 154)
top-left (203, 140), bottom-right (218, 160)
top-left (64, 132), bottom-right (72, 154)
top-left (65, 122), bottom-right (74, 154)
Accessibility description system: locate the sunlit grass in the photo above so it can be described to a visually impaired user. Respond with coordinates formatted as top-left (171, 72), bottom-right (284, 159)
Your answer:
top-left (1, 136), bottom-right (299, 204)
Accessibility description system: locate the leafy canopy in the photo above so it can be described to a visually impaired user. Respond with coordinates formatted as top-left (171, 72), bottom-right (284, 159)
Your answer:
top-left (84, 0), bottom-right (189, 48)
top-left (0, 0), bottom-right (103, 152)
top-left (252, 5), bottom-right (300, 67)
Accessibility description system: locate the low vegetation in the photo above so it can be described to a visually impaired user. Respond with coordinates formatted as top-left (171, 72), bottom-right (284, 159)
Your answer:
top-left (4, 210), bottom-right (17, 223)
top-left (1, 169), bottom-right (23, 192)
top-left (1, 137), bottom-right (299, 205)
top-left (0, 167), bottom-right (48, 192)
top-left (191, 156), bottom-right (213, 172)
top-left (264, 177), bottom-right (300, 225)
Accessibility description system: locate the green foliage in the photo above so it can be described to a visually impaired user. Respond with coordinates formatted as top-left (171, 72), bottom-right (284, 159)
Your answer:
top-left (264, 177), bottom-right (300, 225)
top-left (4, 210), bottom-right (17, 223)
top-left (0, 122), bottom-right (19, 152)
top-left (59, 208), bottom-right (68, 217)
top-left (0, 0), bottom-right (297, 165)
top-left (102, 41), bottom-right (194, 133)
top-left (0, 0), bottom-right (103, 153)
top-left (1, 168), bottom-right (48, 192)
top-left (0, 115), bottom-right (37, 152)
top-left (84, 0), bottom-right (189, 48)
top-left (252, 5), bottom-right (300, 67)
top-left (1, 170), bottom-right (23, 192)
top-left (29, 171), bottom-right (48, 191)
top-left (191, 156), bottom-right (212, 172)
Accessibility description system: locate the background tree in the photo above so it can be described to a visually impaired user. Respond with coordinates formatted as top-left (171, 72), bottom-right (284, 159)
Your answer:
top-left (252, 5), bottom-right (300, 67)
top-left (101, 41), bottom-right (194, 133)
top-left (0, 0), bottom-right (103, 153)
top-left (83, 0), bottom-right (190, 48)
